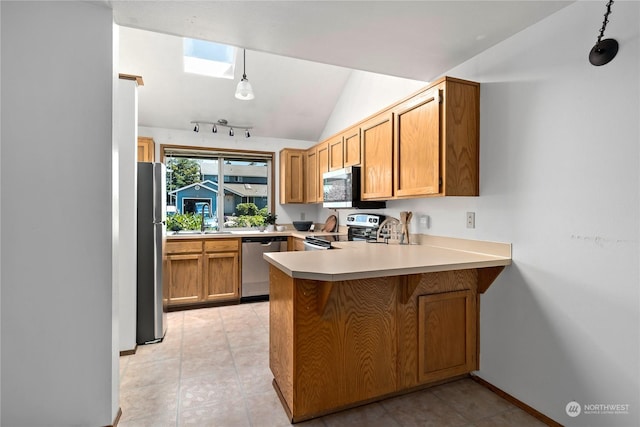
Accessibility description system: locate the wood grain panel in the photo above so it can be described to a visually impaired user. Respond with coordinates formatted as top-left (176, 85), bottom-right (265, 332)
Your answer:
top-left (418, 289), bottom-right (476, 383)
top-left (443, 80), bottom-right (479, 196)
top-left (317, 142), bottom-right (329, 202)
top-left (343, 127), bottom-right (361, 167)
top-left (394, 90), bottom-right (440, 197)
top-left (280, 149), bottom-right (305, 204)
top-left (294, 277), bottom-right (398, 417)
top-left (396, 270), bottom-right (476, 389)
top-left (328, 137), bottom-right (344, 171)
top-left (165, 240), bottom-right (202, 254)
top-left (204, 252), bottom-right (238, 301)
top-left (167, 254), bottom-right (202, 304)
top-left (269, 266), bottom-right (295, 412)
top-left (361, 112), bottom-right (394, 200)
top-left (203, 238), bottom-right (240, 253)
top-left (305, 147), bottom-right (318, 202)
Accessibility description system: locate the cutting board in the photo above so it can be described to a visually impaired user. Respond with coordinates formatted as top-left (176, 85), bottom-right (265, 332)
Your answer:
top-left (321, 215), bottom-right (337, 232)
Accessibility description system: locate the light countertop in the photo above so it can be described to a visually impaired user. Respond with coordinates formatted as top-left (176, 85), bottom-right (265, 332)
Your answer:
top-left (263, 235), bottom-right (512, 281)
top-left (166, 230), bottom-right (344, 240)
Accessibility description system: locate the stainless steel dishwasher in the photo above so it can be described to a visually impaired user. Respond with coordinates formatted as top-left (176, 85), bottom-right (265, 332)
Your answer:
top-left (241, 236), bottom-right (288, 301)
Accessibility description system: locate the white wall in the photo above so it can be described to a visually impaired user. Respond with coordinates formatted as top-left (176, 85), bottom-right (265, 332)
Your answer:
top-left (0, 2), bottom-right (117, 425)
top-left (116, 78), bottom-right (139, 353)
top-left (138, 126), bottom-right (320, 225)
top-left (319, 2), bottom-right (640, 426)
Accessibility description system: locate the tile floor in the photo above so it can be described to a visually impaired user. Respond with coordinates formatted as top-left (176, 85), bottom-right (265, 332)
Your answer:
top-left (119, 301), bottom-right (546, 427)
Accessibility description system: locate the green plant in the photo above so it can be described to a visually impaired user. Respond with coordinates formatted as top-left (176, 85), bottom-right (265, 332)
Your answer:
top-left (235, 202), bottom-right (259, 216)
top-left (264, 212), bottom-right (277, 225)
top-left (166, 212), bottom-right (202, 231)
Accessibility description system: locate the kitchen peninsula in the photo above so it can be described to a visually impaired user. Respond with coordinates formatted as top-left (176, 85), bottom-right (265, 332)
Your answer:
top-left (264, 236), bottom-right (511, 423)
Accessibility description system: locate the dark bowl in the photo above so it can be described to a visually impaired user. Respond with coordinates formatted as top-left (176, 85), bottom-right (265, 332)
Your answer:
top-left (293, 221), bottom-right (313, 231)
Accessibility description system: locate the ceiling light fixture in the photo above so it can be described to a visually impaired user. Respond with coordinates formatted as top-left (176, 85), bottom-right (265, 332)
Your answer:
top-left (235, 49), bottom-right (255, 100)
top-left (589, 0), bottom-right (618, 66)
top-left (190, 119), bottom-right (252, 138)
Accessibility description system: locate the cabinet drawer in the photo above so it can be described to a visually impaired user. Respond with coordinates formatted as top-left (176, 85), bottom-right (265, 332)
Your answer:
top-left (204, 238), bottom-right (240, 253)
top-left (166, 241), bottom-right (203, 254)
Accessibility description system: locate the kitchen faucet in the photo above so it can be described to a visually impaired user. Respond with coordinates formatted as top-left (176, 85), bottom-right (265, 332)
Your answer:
top-left (200, 203), bottom-right (211, 232)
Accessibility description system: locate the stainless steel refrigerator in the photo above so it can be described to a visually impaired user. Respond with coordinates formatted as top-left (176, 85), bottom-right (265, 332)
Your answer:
top-left (136, 162), bottom-right (167, 344)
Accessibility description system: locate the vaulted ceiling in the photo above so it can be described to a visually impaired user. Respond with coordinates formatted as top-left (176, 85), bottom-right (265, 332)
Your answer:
top-left (111, 1), bottom-right (573, 141)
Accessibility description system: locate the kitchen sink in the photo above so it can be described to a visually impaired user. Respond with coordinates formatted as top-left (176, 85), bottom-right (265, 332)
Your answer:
top-left (170, 230), bottom-right (232, 235)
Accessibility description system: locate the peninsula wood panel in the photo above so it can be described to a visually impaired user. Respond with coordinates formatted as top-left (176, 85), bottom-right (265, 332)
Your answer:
top-left (269, 266), bottom-right (295, 411)
top-left (396, 269), bottom-right (476, 389)
top-left (442, 79), bottom-right (479, 196)
top-left (418, 289), bottom-right (477, 383)
top-left (394, 89), bottom-right (441, 197)
top-left (293, 276), bottom-right (398, 417)
top-left (360, 112), bottom-right (394, 200)
top-left (343, 126), bottom-right (361, 167)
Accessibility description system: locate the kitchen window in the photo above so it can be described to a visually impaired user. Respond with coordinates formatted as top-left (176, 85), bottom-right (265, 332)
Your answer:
top-left (162, 146), bottom-right (274, 231)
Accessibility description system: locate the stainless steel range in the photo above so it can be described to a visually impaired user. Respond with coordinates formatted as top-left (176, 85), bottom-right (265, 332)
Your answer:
top-left (346, 213), bottom-right (385, 241)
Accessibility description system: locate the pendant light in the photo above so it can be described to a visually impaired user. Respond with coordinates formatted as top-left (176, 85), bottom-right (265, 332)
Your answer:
top-left (235, 49), bottom-right (255, 100)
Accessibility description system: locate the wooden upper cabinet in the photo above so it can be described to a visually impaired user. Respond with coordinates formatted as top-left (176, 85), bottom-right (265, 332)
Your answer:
top-left (316, 142), bottom-right (329, 202)
top-left (360, 112), bottom-right (394, 200)
top-left (305, 147), bottom-right (318, 203)
top-left (394, 88), bottom-right (441, 197)
top-left (280, 149), bottom-right (305, 204)
top-left (328, 136), bottom-right (344, 171)
top-left (343, 126), bottom-right (361, 167)
top-left (137, 136), bottom-right (155, 162)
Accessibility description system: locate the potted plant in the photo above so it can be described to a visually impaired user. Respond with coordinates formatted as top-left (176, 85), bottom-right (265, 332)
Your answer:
top-left (264, 212), bottom-right (277, 232)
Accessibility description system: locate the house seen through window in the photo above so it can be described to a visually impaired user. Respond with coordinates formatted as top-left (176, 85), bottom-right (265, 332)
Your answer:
top-left (164, 148), bottom-right (273, 232)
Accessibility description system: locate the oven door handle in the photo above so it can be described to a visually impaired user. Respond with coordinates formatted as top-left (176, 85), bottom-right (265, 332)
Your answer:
top-left (303, 241), bottom-right (329, 250)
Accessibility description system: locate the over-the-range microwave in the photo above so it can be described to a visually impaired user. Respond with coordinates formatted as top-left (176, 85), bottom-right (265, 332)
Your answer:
top-left (322, 166), bottom-right (386, 209)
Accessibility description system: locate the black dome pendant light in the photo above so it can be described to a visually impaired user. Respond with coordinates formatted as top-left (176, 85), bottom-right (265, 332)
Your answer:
top-left (589, 0), bottom-right (618, 66)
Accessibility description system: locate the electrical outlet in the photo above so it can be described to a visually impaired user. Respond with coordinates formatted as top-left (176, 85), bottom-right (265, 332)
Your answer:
top-left (419, 215), bottom-right (430, 229)
top-left (466, 212), bottom-right (475, 229)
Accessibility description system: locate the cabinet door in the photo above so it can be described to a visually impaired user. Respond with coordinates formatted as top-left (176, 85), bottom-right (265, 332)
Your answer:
top-left (394, 89), bottom-right (441, 197)
top-left (204, 252), bottom-right (239, 301)
top-left (328, 137), bottom-right (344, 171)
top-left (317, 142), bottom-right (329, 202)
top-left (417, 290), bottom-right (476, 384)
top-left (361, 112), bottom-right (393, 200)
top-left (137, 137), bottom-right (155, 162)
top-left (167, 253), bottom-right (202, 305)
top-left (305, 147), bottom-right (318, 203)
top-left (343, 127), bottom-right (361, 167)
top-left (280, 149), bottom-right (305, 204)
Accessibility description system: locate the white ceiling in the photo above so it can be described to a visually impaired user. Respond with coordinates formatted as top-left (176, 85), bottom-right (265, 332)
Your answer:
top-left (111, 1), bottom-right (573, 141)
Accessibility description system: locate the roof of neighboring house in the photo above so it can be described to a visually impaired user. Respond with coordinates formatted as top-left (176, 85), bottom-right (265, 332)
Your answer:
top-left (169, 180), bottom-right (267, 198)
top-left (169, 180), bottom-right (218, 195)
top-left (224, 183), bottom-right (268, 198)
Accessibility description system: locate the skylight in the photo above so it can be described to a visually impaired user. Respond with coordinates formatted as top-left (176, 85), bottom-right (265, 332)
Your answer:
top-left (183, 38), bottom-right (236, 79)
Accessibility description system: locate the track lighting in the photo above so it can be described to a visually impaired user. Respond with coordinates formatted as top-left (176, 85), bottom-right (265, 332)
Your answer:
top-left (190, 120), bottom-right (252, 138)
top-left (235, 49), bottom-right (255, 100)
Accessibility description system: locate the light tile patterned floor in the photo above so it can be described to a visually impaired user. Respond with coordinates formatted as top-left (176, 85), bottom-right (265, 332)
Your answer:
top-left (119, 302), bottom-right (545, 427)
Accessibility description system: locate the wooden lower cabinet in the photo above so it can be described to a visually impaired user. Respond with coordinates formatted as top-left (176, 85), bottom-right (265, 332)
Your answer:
top-left (166, 253), bottom-right (202, 305)
top-left (166, 238), bottom-right (240, 307)
top-left (204, 252), bottom-right (239, 301)
top-left (417, 289), bottom-right (477, 383)
top-left (270, 267), bottom-right (479, 422)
